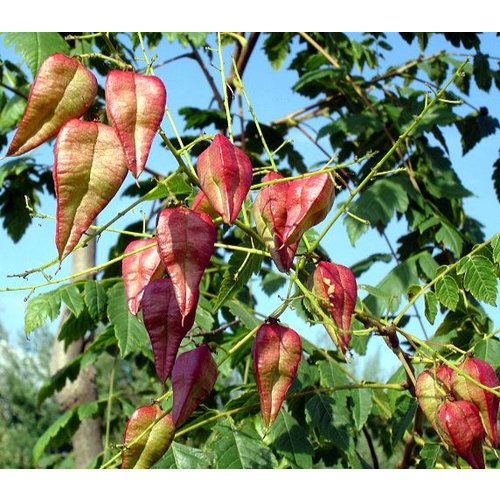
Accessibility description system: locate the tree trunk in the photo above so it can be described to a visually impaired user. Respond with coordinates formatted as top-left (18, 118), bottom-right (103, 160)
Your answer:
top-left (50, 237), bottom-right (103, 468)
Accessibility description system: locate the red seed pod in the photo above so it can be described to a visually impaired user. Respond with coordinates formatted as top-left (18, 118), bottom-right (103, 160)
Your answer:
top-left (197, 134), bottom-right (253, 224)
top-left (415, 366), bottom-right (454, 441)
top-left (54, 119), bottom-right (128, 260)
top-left (142, 278), bottom-right (195, 383)
top-left (171, 344), bottom-right (218, 427)
top-left (437, 400), bottom-right (485, 469)
top-left (252, 323), bottom-right (302, 428)
top-left (7, 53), bottom-right (98, 156)
top-left (253, 172), bottom-right (298, 272)
top-left (311, 261), bottom-right (357, 352)
top-left (156, 207), bottom-right (216, 324)
top-left (122, 238), bottom-right (164, 316)
top-left (281, 172), bottom-right (334, 245)
top-left (191, 190), bottom-right (219, 220)
top-left (451, 357), bottom-right (499, 448)
top-left (121, 405), bottom-right (175, 469)
top-left (105, 70), bottom-right (166, 179)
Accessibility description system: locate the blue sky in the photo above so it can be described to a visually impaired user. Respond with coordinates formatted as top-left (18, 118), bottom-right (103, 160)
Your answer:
top-left (0, 33), bottom-right (498, 378)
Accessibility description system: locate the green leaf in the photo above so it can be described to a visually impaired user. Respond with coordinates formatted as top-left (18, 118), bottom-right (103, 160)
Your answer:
top-left (350, 253), bottom-right (392, 277)
top-left (107, 282), bottom-right (150, 359)
top-left (58, 310), bottom-right (95, 348)
top-left (305, 394), bottom-right (352, 451)
top-left (179, 106), bottom-right (227, 131)
top-left (457, 255), bottom-right (497, 306)
top-left (3, 32), bottom-right (69, 76)
top-left (319, 360), bottom-right (350, 407)
top-left (269, 410), bottom-right (313, 468)
top-left (436, 222), bottom-right (464, 257)
top-left (419, 443), bottom-right (441, 468)
top-left (212, 251), bottom-right (263, 312)
top-left (418, 251), bottom-right (439, 280)
top-left (435, 275), bottom-right (459, 311)
top-left (33, 408), bottom-right (74, 465)
top-left (263, 32), bottom-right (294, 70)
top-left (424, 291), bottom-right (438, 324)
top-left (0, 95), bottom-right (26, 131)
top-left (474, 338), bottom-right (500, 368)
top-left (211, 419), bottom-right (277, 469)
top-left (25, 289), bottom-right (61, 334)
top-left (473, 53), bottom-right (492, 91)
top-left (456, 109), bottom-right (499, 155)
top-left (38, 327), bottom-right (116, 405)
top-left (390, 394), bottom-right (417, 447)
top-left (344, 178), bottom-right (409, 245)
top-left (493, 158), bottom-right (500, 203)
top-left (492, 233), bottom-right (500, 263)
top-left (350, 389), bottom-right (373, 431)
top-left (364, 257), bottom-right (419, 315)
top-left (153, 442), bottom-right (211, 469)
top-left (84, 280), bottom-right (107, 323)
top-left (59, 284), bottom-right (84, 317)
top-left (293, 68), bottom-right (343, 95)
top-left (227, 299), bottom-right (260, 330)
top-left (260, 270), bottom-right (287, 296)
top-left (164, 32), bottom-right (209, 48)
top-left (33, 401), bottom-right (103, 465)
top-left (195, 295), bottom-right (214, 331)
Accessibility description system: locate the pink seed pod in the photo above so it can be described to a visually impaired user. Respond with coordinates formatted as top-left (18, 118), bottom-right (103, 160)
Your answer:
top-left (121, 405), bottom-right (175, 469)
top-left (54, 119), bottom-right (128, 260)
top-left (142, 278), bottom-right (195, 383)
top-left (122, 238), bottom-right (164, 316)
top-left (252, 322), bottom-right (302, 428)
top-left (437, 400), bottom-right (485, 469)
top-left (415, 365), bottom-right (454, 442)
top-left (281, 172), bottom-right (334, 245)
top-left (451, 357), bottom-right (499, 448)
top-left (105, 70), bottom-right (166, 179)
top-left (171, 344), bottom-right (218, 427)
top-left (7, 53), bottom-right (97, 156)
top-left (156, 207), bottom-right (216, 324)
top-left (311, 261), bottom-right (357, 353)
top-left (197, 134), bottom-right (253, 224)
top-left (253, 172), bottom-right (298, 272)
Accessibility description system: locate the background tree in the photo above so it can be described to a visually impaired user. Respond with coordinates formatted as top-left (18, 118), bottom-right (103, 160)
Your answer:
top-left (0, 32), bottom-right (498, 469)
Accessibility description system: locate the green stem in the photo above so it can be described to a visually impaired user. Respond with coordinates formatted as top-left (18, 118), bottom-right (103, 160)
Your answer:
top-left (103, 359), bottom-right (117, 461)
top-left (77, 53), bottom-right (132, 70)
top-left (233, 219), bottom-right (265, 246)
top-left (250, 151), bottom-right (376, 189)
top-left (158, 128), bottom-right (199, 186)
top-left (0, 242), bottom-right (157, 293)
top-left (230, 60), bottom-right (277, 170)
top-left (217, 32), bottom-right (233, 141)
top-left (29, 208), bottom-right (152, 239)
top-left (215, 242), bottom-right (270, 257)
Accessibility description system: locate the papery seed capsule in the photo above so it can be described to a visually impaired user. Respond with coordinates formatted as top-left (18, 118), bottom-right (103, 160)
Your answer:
top-left (172, 345), bottom-right (218, 427)
top-left (451, 357), bottom-right (499, 448)
top-left (437, 400), bottom-right (485, 469)
top-left (311, 261), bottom-right (357, 353)
top-left (106, 70), bottom-right (166, 179)
top-left (121, 405), bottom-right (175, 469)
top-left (7, 53), bottom-right (97, 156)
top-left (197, 134), bottom-right (253, 224)
top-left (252, 323), bottom-right (302, 428)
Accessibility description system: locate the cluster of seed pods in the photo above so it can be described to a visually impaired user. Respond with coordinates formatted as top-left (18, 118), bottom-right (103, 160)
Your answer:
top-left (7, 52), bottom-right (361, 468)
top-left (416, 357), bottom-right (499, 468)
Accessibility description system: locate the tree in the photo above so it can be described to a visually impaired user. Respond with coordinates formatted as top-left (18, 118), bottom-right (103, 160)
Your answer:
top-left (0, 32), bottom-right (498, 469)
